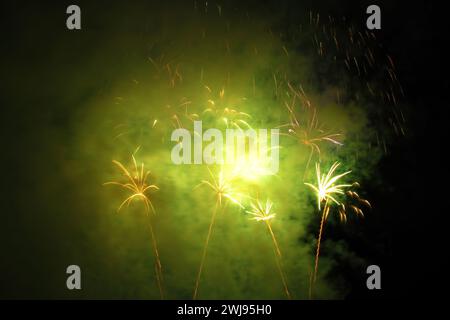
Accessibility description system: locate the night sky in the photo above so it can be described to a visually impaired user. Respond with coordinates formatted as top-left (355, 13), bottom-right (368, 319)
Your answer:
top-left (0, 0), bottom-right (447, 299)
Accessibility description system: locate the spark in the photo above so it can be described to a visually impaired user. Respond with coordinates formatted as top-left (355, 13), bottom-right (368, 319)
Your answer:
top-left (150, 97), bottom-right (198, 137)
top-left (202, 87), bottom-right (252, 130)
top-left (163, 97), bottom-right (199, 130)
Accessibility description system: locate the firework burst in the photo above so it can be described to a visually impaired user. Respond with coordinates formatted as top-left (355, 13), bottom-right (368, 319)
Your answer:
top-left (103, 153), bottom-right (164, 299)
top-left (304, 161), bottom-right (370, 298)
top-left (247, 198), bottom-right (291, 299)
top-left (280, 87), bottom-right (342, 174)
top-left (202, 86), bottom-right (252, 130)
top-left (193, 167), bottom-right (244, 299)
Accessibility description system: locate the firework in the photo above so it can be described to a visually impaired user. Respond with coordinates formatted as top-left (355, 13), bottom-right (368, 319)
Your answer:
top-left (304, 161), bottom-right (370, 298)
top-left (227, 136), bottom-right (281, 181)
top-left (247, 199), bottom-right (291, 299)
top-left (193, 167), bottom-right (244, 299)
top-left (280, 88), bottom-right (342, 174)
top-left (103, 153), bottom-right (164, 299)
top-left (202, 86), bottom-right (252, 130)
top-left (153, 97), bottom-right (199, 131)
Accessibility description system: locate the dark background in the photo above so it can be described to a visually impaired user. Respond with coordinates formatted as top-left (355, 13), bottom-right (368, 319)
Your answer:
top-left (0, 0), bottom-right (448, 299)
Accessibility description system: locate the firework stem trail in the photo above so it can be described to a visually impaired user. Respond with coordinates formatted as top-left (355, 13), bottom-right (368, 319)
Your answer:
top-left (147, 218), bottom-right (164, 299)
top-left (104, 155), bottom-right (162, 298)
top-left (266, 222), bottom-right (282, 258)
top-left (193, 199), bottom-right (220, 300)
top-left (266, 221), bottom-right (291, 300)
top-left (314, 209), bottom-right (326, 283)
top-left (310, 203), bottom-right (329, 299)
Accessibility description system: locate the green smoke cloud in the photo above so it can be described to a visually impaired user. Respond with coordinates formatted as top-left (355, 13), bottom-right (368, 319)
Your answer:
top-left (2, 1), bottom-right (397, 299)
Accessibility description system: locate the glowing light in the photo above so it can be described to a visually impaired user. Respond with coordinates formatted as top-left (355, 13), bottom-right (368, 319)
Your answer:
top-left (304, 162), bottom-right (351, 210)
top-left (196, 167), bottom-right (244, 208)
top-left (227, 138), bottom-right (280, 181)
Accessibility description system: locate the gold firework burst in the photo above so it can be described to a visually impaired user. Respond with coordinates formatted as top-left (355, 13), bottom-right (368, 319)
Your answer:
top-left (305, 161), bottom-right (370, 298)
top-left (247, 198), bottom-right (291, 299)
top-left (202, 86), bottom-right (252, 130)
top-left (193, 167), bottom-right (244, 299)
top-left (280, 85), bottom-right (342, 173)
top-left (104, 153), bottom-right (164, 299)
